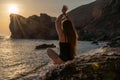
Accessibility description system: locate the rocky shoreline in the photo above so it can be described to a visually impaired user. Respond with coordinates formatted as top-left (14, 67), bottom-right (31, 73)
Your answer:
top-left (14, 47), bottom-right (120, 80)
top-left (41, 47), bottom-right (120, 80)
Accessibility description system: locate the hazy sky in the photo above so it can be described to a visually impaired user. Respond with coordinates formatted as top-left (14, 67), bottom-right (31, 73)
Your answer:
top-left (0, 0), bottom-right (95, 36)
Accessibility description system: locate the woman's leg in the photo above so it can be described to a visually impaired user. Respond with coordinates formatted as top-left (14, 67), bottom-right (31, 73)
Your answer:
top-left (47, 48), bottom-right (64, 64)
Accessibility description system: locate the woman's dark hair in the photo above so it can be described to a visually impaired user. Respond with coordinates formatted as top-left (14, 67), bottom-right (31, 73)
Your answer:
top-left (63, 20), bottom-right (78, 56)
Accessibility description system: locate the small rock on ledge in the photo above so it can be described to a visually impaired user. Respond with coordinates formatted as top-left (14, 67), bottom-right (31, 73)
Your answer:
top-left (35, 44), bottom-right (56, 49)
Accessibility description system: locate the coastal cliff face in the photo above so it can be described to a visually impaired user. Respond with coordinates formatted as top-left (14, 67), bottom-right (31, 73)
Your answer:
top-left (9, 14), bottom-right (57, 39)
top-left (9, 0), bottom-right (120, 40)
top-left (69, 0), bottom-right (120, 40)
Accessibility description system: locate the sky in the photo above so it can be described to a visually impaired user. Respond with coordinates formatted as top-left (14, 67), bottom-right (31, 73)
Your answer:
top-left (0, 0), bottom-right (95, 36)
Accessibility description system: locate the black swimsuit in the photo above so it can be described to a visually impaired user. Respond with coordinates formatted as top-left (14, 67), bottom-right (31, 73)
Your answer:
top-left (59, 42), bottom-right (74, 61)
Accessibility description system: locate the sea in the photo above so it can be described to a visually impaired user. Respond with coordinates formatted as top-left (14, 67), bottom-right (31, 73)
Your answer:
top-left (0, 37), bottom-right (106, 80)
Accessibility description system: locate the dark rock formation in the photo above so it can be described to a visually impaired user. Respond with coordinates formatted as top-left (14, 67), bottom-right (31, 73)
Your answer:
top-left (9, 13), bottom-right (57, 39)
top-left (35, 44), bottom-right (56, 49)
top-left (91, 40), bottom-right (99, 45)
top-left (105, 36), bottom-right (120, 47)
top-left (69, 0), bottom-right (120, 41)
top-left (106, 41), bottom-right (120, 47)
top-left (41, 47), bottom-right (120, 80)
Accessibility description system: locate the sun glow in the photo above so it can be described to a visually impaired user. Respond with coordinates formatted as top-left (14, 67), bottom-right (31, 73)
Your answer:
top-left (8, 4), bottom-right (19, 14)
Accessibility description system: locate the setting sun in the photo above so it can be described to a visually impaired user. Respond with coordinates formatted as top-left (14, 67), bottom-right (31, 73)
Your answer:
top-left (8, 4), bottom-right (19, 14)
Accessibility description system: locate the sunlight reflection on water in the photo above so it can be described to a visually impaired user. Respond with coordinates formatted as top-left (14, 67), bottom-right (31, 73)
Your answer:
top-left (0, 39), bottom-right (106, 79)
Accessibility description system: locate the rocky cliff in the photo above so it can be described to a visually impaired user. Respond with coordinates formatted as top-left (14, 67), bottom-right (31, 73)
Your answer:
top-left (9, 13), bottom-right (57, 39)
top-left (9, 0), bottom-right (120, 40)
top-left (69, 0), bottom-right (120, 41)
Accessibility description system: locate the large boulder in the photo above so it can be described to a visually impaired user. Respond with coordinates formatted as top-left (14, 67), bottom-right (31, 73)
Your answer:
top-left (9, 13), bottom-right (57, 39)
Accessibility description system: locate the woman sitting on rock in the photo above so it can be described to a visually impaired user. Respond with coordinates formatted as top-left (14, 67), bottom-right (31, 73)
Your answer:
top-left (47, 5), bottom-right (78, 64)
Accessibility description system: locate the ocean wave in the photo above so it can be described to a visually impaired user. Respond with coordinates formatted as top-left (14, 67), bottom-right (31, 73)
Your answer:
top-left (10, 62), bottom-right (51, 80)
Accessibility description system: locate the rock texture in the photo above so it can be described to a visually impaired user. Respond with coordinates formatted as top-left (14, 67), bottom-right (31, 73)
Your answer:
top-left (9, 13), bottom-right (57, 39)
top-left (41, 47), bottom-right (120, 80)
top-left (69, 0), bottom-right (120, 41)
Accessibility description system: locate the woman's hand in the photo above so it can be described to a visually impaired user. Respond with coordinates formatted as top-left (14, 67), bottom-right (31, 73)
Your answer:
top-left (56, 14), bottom-right (64, 22)
top-left (58, 14), bottom-right (64, 19)
top-left (62, 5), bottom-right (68, 14)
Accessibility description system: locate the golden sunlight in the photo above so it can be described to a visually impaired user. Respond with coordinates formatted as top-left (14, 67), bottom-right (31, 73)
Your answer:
top-left (8, 4), bottom-right (19, 14)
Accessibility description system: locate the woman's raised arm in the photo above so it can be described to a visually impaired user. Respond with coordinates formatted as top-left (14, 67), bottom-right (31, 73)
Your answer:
top-left (55, 14), bottom-right (64, 41)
